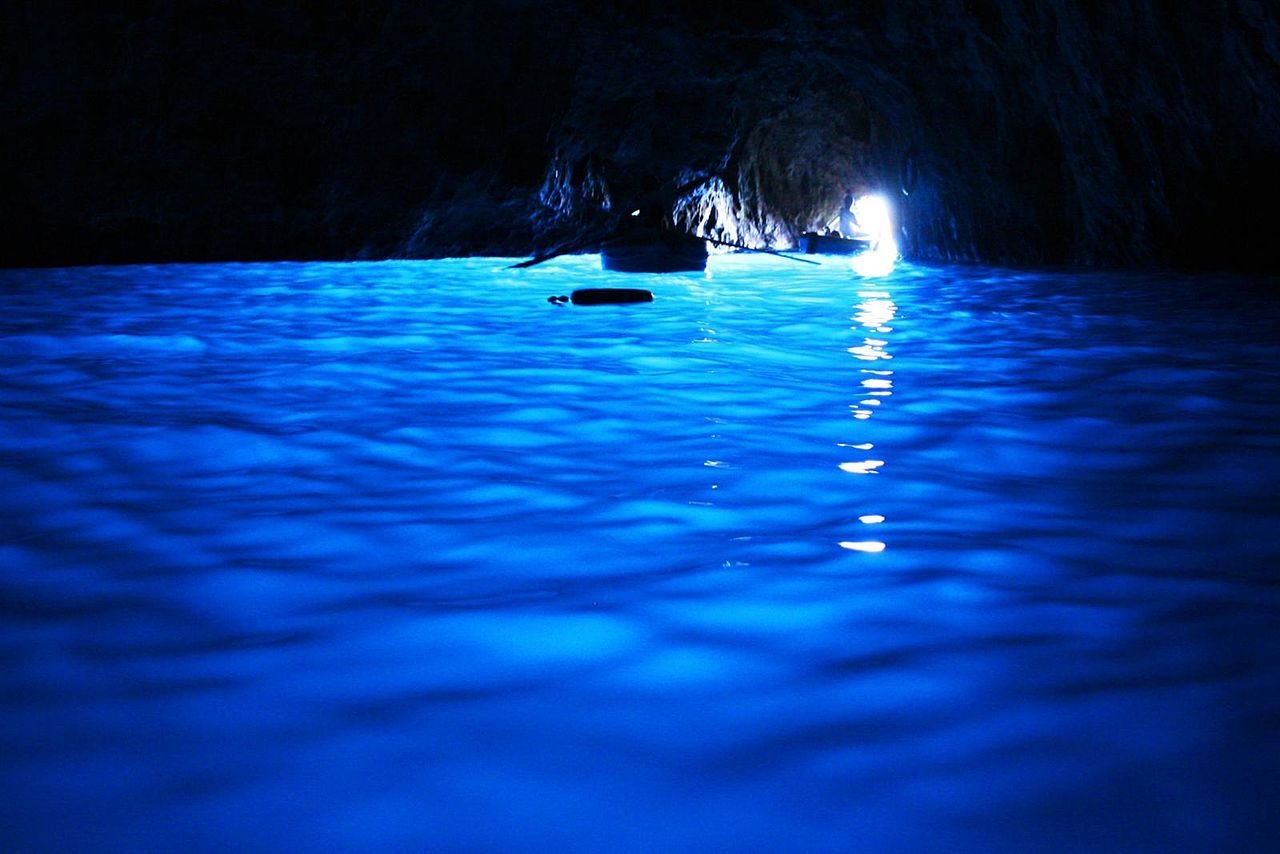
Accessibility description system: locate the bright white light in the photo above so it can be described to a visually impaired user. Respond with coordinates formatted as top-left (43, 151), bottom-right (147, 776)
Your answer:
top-left (839, 541), bottom-right (886, 553)
top-left (859, 515), bottom-right (886, 524)
top-left (853, 195), bottom-right (893, 242)
top-left (854, 296), bottom-right (896, 330)
top-left (852, 250), bottom-right (896, 277)
top-left (847, 344), bottom-right (891, 360)
top-left (850, 194), bottom-right (899, 277)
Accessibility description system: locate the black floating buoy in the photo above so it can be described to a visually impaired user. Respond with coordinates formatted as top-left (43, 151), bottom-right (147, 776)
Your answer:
top-left (570, 288), bottom-right (654, 306)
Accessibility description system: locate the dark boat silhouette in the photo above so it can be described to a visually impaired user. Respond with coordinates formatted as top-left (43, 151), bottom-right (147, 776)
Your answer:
top-left (797, 232), bottom-right (873, 255)
top-left (600, 230), bottom-right (708, 273)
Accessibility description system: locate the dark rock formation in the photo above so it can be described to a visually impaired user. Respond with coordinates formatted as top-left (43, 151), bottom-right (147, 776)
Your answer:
top-left (4, 1), bottom-right (1278, 271)
top-left (540, 2), bottom-right (1280, 270)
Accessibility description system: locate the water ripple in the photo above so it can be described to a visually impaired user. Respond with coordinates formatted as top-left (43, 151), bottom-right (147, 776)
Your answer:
top-left (1, 257), bottom-right (1278, 850)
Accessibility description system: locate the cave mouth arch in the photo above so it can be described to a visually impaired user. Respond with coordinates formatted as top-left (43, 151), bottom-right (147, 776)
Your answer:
top-left (670, 97), bottom-right (884, 251)
top-left (536, 38), bottom-right (899, 253)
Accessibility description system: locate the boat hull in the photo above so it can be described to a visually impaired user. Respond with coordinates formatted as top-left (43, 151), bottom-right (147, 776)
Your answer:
top-left (601, 234), bottom-right (707, 273)
top-left (798, 233), bottom-right (873, 255)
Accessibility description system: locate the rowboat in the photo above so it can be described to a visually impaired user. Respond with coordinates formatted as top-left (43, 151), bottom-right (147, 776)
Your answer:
top-left (797, 232), bottom-right (873, 255)
top-left (600, 231), bottom-right (708, 273)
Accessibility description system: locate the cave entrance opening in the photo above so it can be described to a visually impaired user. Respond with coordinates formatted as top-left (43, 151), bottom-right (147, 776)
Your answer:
top-left (848, 193), bottom-right (899, 276)
top-left (672, 182), bottom-right (898, 275)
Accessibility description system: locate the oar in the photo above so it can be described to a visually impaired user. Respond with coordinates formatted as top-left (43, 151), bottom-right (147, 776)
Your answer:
top-left (698, 234), bottom-right (821, 265)
top-left (507, 230), bottom-right (609, 269)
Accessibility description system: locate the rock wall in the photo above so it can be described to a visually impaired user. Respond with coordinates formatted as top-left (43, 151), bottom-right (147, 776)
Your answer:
top-left (5, 1), bottom-right (1278, 271)
top-left (541, 1), bottom-right (1280, 270)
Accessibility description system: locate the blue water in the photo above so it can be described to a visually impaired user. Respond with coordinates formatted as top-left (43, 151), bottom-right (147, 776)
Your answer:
top-left (2, 255), bottom-right (1278, 851)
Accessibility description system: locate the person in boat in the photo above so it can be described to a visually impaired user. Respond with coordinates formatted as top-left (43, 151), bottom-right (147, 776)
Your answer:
top-left (614, 174), bottom-right (710, 246)
top-left (830, 193), bottom-right (862, 239)
top-left (620, 175), bottom-right (673, 234)
top-left (619, 173), bottom-right (707, 233)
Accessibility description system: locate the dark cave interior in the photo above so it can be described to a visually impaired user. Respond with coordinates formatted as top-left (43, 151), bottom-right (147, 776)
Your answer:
top-left (5, 0), bottom-right (1279, 272)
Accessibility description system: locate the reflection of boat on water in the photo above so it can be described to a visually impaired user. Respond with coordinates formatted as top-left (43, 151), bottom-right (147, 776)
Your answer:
top-left (600, 231), bottom-right (708, 273)
top-left (797, 232), bottom-right (873, 255)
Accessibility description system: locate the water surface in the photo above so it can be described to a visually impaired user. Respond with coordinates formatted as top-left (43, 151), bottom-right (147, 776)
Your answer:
top-left (2, 255), bottom-right (1278, 851)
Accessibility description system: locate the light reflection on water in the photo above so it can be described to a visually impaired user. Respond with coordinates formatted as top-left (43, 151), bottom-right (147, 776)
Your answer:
top-left (1, 255), bottom-right (1279, 850)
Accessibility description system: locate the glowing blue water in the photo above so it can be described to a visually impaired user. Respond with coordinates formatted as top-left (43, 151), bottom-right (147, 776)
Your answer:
top-left (2, 255), bottom-right (1278, 850)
